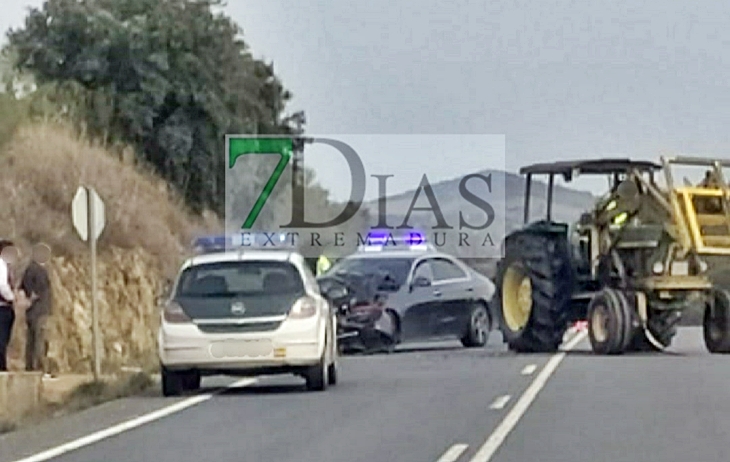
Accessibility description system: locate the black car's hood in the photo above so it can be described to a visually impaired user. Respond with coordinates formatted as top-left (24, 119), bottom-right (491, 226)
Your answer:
top-left (318, 270), bottom-right (395, 306)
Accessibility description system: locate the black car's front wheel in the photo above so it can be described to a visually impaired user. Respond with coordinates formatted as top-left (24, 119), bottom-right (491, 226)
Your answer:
top-left (461, 303), bottom-right (491, 347)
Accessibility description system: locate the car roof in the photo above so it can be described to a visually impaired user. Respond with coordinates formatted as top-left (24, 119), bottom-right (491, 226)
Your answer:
top-left (181, 249), bottom-right (300, 270)
top-left (519, 158), bottom-right (661, 177)
top-left (345, 249), bottom-right (448, 260)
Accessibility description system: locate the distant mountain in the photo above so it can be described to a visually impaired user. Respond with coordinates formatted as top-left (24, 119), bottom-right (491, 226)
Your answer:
top-left (361, 169), bottom-right (596, 276)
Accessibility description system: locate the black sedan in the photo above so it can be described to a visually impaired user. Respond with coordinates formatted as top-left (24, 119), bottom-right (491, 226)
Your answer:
top-left (317, 246), bottom-right (496, 353)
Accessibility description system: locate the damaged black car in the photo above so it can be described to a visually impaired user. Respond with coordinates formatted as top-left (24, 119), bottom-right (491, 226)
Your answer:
top-left (317, 246), bottom-right (496, 354)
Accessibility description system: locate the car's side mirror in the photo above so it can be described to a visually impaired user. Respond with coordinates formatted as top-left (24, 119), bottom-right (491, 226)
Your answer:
top-left (411, 276), bottom-right (431, 289)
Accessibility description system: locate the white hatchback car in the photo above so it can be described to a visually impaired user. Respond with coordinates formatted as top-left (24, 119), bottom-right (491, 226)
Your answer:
top-left (158, 247), bottom-right (338, 396)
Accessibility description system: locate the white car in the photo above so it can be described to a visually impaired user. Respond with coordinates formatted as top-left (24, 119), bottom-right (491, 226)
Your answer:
top-left (158, 246), bottom-right (339, 396)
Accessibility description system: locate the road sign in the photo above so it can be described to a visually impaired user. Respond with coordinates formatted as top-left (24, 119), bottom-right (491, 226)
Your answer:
top-left (71, 186), bottom-right (105, 242)
top-left (71, 185), bottom-right (106, 381)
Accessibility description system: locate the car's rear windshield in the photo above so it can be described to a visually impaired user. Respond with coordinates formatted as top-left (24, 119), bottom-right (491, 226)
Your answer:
top-left (329, 257), bottom-right (414, 287)
top-left (175, 261), bottom-right (304, 297)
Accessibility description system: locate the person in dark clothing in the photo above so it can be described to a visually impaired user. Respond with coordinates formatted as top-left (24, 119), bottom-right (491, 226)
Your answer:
top-left (0, 240), bottom-right (18, 372)
top-left (21, 243), bottom-right (52, 374)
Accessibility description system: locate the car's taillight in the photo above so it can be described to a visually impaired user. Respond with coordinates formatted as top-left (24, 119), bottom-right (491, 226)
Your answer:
top-left (163, 300), bottom-right (192, 323)
top-left (289, 296), bottom-right (318, 319)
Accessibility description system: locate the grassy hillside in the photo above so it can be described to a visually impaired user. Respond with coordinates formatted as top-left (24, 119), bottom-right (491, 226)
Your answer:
top-left (0, 123), bottom-right (218, 276)
top-left (0, 123), bottom-right (220, 373)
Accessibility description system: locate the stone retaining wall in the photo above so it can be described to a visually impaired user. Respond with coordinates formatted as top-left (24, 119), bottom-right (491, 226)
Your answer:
top-left (0, 372), bottom-right (42, 423)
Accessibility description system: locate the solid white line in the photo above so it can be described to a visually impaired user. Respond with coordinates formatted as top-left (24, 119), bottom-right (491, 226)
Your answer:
top-left (488, 395), bottom-right (511, 410)
top-left (468, 330), bottom-right (587, 462)
top-left (436, 443), bottom-right (469, 462)
top-left (10, 378), bottom-right (257, 462)
top-left (520, 364), bottom-right (537, 376)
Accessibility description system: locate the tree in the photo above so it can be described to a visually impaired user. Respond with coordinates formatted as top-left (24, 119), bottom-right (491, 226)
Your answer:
top-left (7, 0), bottom-right (302, 216)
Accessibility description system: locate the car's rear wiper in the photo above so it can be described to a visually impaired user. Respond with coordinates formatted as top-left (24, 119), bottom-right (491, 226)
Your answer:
top-left (183, 292), bottom-right (237, 298)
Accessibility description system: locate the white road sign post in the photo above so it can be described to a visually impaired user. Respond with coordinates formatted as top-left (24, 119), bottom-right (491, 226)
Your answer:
top-left (72, 186), bottom-right (106, 381)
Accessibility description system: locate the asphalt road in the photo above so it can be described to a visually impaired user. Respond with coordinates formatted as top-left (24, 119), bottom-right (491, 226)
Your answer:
top-left (2, 327), bottom-right (730, 462)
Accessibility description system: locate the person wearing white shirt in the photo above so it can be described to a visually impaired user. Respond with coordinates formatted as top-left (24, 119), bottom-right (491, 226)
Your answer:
top-left (0, 240), bottom-right (17, 371)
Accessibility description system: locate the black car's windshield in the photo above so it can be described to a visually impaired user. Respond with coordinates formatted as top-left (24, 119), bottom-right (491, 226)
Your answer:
top-left (329, 257), bottom-right (414, 287)
top-left (175, 261), bottom-right (304, 297)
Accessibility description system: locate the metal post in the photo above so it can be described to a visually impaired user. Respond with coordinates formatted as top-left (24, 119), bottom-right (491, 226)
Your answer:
top-left (546, 174), bottom-right (554, 221)
top-left (87, 187), bottom-right (101, 381)
top-left (523, 174), bottom-right (532, 224)
top-left (290, 113), bottom-right (306, 189)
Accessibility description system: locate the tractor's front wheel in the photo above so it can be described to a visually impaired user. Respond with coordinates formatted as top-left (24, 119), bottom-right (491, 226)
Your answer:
top-left (494, 232), bottom-right (574, 353)
top-left (628, 308), bottom-right (680, 352)
top-left (587, 288), bottom-right (634, 355)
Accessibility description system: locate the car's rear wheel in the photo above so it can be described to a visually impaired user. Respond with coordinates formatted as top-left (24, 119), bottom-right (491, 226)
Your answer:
top-left (327, 360), bottom-right (338, 385)
top-left (461, 303), bottom-right (491, 347)
top-left (161, 367), bottom-right (185, 397)
top-left (327, 324), bottom-right (338, 385)
top-left (183, 371), bottom-right (201, 391)
top-left (305, 354), bottom-right (329, 391)
top-left (304, 342), bottom-right (330, 391)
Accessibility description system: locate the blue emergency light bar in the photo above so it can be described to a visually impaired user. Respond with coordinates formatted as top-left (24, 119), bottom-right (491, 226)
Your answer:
top-left (191, 232), bottom-right (295, 254)
top-left (356, 231), bottom-right (434, 252)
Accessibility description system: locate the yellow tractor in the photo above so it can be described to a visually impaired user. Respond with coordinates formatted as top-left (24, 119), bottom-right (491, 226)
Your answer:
top-left (493, 157), bottom-right (730, 354)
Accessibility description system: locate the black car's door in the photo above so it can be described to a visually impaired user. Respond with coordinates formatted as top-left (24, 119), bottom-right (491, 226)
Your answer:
top-left (400, 259), bottom-right (441, 341)
top-left (428, 257), bottom-right (473, 337)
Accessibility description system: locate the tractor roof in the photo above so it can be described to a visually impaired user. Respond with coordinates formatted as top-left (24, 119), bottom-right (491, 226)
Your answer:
top-left (519, 158), bottom-right (661, 178)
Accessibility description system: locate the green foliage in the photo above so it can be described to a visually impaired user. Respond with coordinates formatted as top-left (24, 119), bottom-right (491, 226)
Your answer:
top-left (7, 0), bottom-right (304, 216)
top-left (0, 49), bottom-right (31, 148)
top-left (0, 94), bottom-right (27, 149)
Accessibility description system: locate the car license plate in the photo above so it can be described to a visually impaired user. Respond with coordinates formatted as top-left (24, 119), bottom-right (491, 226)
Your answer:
top-left (209, 339), bottom-right (273, 358)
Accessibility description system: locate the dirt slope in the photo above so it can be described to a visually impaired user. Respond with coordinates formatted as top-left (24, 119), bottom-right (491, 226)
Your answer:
top-left (0, 123), bottom-right (216, 373)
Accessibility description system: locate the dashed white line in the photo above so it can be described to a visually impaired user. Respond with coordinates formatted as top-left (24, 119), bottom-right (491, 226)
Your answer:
top-left (488, 395), bottom-right (511, 410)
top-left (10, 378), bottom-right (258, 462)
top-left (436, 443), bottom-right (469, 462)
top-left (469, 330), bottom-right (587, 462)
top-left (520, 364), bottom-right (537, 376)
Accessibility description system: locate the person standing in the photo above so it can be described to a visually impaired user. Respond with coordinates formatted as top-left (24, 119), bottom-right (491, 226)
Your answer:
top-left (21, 243), bottom-right (53, 375)
top-left (316, 254), bottom-right (332, 276)
top-left (0, 240), bottom-right (17, 371)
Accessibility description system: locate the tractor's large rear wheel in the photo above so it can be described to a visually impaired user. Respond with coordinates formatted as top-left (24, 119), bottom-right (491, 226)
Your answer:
top-left (494, 232), bottom-right (574, 353)
top-left (704, 288), bottom-right (730, 353)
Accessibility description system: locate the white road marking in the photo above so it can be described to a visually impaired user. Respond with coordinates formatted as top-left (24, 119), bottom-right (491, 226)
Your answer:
top-left (488, 395), bottom-right (511, 410)
top-left (469, 330), bottom-right (587, 462)
top-left (10, 378), bottom-right (257, 462)
top-left (520, 364), bottom-right (537, 375)
top-left (436, 443), bottom-right (469, 462)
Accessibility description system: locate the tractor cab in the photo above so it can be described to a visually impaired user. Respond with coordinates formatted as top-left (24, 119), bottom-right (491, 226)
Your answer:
top-left (518, 159), bottom-right (662, 293)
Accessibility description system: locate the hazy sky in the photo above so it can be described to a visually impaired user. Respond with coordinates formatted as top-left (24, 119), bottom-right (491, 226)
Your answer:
top-left (4, 0), bottom-right (730, 200)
